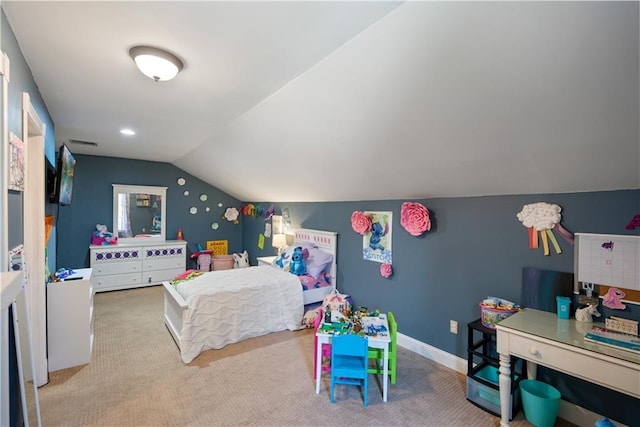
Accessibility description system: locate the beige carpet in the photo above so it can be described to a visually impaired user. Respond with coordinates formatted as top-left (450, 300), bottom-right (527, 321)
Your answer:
top-left (37, 286), bottom-right (574, 426)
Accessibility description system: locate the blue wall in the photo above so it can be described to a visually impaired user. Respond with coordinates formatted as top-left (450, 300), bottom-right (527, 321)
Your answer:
top-left (55, 154), bottom-right (244, 269)
top-left (241, 190), bottom-right (639, 424)
top-left (2, 10), bottom-right (56, 258)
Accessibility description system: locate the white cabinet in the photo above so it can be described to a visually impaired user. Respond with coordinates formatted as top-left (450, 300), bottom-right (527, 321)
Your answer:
top-left (47, 268), bottom-right (93, 372)
top-left (90, 240), bottom-right (187, 292)
top-left (256, 256), bottom-right (277, 267)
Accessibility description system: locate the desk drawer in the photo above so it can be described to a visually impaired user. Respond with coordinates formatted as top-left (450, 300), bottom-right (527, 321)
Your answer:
top-left (508, 333), bottom-right (640, 397)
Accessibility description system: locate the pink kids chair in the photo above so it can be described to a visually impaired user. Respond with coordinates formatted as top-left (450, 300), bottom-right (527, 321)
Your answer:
top-left (314, 308), bottom-right (332, 374)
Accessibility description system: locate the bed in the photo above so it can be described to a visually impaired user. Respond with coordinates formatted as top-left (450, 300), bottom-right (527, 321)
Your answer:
top-left (163, 228), bottom-right (338, 363)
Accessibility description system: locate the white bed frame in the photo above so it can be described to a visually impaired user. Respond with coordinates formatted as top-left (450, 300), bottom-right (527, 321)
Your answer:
top-left (163, 228), bottom-right (338, 347)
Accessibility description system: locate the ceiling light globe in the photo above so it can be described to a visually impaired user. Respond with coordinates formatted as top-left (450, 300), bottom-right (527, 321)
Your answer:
top-left (129, 46), bottom-right (184, 82)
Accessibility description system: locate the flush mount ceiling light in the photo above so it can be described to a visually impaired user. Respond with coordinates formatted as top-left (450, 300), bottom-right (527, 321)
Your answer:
top-left (129, 46), bottom-right (184, 82)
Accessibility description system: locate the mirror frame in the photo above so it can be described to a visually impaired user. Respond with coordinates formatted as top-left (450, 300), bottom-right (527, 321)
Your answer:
top-left (113, 184), bottom-right (167, 243)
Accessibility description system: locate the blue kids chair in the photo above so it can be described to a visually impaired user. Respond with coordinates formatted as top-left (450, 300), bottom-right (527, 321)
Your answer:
top-left (330, 334), bottom-right (369, 406)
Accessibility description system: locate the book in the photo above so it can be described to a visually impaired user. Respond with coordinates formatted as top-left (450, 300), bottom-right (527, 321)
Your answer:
top-left (584, 326), bottom-right (640, 354)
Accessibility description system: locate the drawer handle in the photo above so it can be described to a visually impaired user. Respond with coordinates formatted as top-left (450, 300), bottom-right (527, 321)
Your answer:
top-left (529, 347), bottom-right (539, 356)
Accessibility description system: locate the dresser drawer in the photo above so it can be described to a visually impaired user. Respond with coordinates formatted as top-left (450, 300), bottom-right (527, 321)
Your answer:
top-left (91, 247), bottom-right (142, 263)
top-left (142, 245), bottom-right (186, 259)
top-left (143, 268), bottom-right (185, 285)
top-left (92, 261), bottom-right (140, 276)
top-left (143, 258), bottom-right (185, 272)
top-left (93, 272), bottom-right (142, 290)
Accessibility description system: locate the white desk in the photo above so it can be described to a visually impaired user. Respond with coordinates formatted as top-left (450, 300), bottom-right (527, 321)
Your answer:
top-left (315, 314), bottom-right (391, 402)
top-left (496, 309), bottom-right (640, 427)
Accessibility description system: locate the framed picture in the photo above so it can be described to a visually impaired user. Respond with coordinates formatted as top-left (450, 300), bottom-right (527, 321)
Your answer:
top-left (362, 211), bottom-right (393, 264)
top-left (9, 133), bottom-right (25, 192)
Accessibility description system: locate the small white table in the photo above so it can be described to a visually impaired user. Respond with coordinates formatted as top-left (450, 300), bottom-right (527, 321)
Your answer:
top-left (496, 309), bottom-right (640, 427)
top-left (315, 314), bottom-right (391, 402)
top-left (256, 256), bottom-right (277, 267)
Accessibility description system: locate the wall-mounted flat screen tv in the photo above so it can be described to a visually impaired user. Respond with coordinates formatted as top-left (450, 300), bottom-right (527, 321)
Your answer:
top-left (49, 143), bottom-right (76, 205)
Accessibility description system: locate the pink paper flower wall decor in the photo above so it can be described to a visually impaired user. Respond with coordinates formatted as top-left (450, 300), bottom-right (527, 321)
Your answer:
top-left (351, 211), bottom-right (372, 235)
top-left (400, 202), bottom-right (431, 236)
top-left (380, 262), bottom-right (393, 279)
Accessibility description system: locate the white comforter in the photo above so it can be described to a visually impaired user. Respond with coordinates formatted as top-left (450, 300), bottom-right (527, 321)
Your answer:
top-left (175, 266), bottom-right (303, 363)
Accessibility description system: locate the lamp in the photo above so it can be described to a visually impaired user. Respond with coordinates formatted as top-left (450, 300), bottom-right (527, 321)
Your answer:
top-left (272, 234), bottom-right (287, 255)
top-left (129, 46), bottom-right (184, 82)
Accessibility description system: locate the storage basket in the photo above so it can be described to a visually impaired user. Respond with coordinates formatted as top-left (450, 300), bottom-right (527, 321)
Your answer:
top-left (480, 300), bottom-right (520, 330)
top-left (212, 255), bottom-right (234, 271)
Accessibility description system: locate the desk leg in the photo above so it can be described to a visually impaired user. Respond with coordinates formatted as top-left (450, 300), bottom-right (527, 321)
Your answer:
top-left (383, 343), bottom-right (389, 402)
top-left (498, 353), bottom-right (511, 427)
top-left (526, 360), bottom-right (537, 381)
top-left (315, 338), bottom-right (322, 394)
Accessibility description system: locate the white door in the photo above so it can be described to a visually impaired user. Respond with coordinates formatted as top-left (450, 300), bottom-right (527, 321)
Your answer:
top-left (22, 92), bottom-right (47, 386)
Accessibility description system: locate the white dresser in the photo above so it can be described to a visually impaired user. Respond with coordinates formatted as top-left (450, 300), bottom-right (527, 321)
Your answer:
top-left (90, 240), bottom-right (187, 292)
top-left (47, 268), bottom-right (94, 371)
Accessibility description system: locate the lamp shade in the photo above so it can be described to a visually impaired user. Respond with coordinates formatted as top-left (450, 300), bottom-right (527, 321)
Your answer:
top-left (272, 234), bottom-right (287, 250)
top-left (129, 46), bottom-right (184, 82)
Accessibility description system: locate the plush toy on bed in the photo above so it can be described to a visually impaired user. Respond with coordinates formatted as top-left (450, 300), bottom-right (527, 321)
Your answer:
top-left (233, 251), bottom-right (250, 269)
top-left (289, 246), bottom-right (309, 276)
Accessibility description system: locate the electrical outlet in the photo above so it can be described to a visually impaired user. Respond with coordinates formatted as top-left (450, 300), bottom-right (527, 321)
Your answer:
top-left (450, 320), bottom-right (458, 334)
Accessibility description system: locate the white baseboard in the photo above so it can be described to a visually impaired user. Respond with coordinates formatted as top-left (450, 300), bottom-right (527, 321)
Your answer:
top-left (397, 332), bottom-right (467, 374)
top-left (397, 332), bottom-right (626, 427)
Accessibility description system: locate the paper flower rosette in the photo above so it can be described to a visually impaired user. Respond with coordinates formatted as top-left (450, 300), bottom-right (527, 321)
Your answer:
top-left (351, 211), bottom-right (372, 235)
top-left (400, 202), bottom-right (431, 236)
top-left (380, 262), bottom-right (393, 279)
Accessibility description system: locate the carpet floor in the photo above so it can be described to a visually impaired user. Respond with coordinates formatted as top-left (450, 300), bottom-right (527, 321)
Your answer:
top-left (36, 285), bottom-right (576, 426)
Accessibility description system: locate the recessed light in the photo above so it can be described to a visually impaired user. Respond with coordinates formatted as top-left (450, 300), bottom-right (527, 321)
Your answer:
top-left (120, 128), bottom-right (136, 136)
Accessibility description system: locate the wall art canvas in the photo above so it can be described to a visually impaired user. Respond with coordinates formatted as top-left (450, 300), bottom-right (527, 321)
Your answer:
top-left (9, 133), bottom-right (25, 192)
top-left (363, 211), bottom-right (392, 263)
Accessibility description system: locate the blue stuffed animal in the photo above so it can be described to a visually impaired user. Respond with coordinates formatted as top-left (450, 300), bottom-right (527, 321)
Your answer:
top-left (369, 221), bottom-right (388, 251)
top-left (289, 246), bottom-right (308, 276)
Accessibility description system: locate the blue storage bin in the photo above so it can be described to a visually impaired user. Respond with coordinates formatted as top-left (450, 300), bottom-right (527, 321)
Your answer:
top-left (556, 296), bottom-right (571, 319)
top-left (466, 365), bottom-right (520, 420)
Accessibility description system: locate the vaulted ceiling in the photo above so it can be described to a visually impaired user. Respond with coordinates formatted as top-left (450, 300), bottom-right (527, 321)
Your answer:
top-left (3, 1), bottom-right (639, 202)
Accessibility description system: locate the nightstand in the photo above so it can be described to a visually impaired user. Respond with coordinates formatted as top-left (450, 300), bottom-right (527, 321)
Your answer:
top-left (256, 256), bottom-right (277, 267)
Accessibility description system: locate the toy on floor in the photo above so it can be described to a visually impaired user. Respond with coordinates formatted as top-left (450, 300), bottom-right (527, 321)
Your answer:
top-left (233, 251), bottom-right (250, 268)
top-left (190, 247), bottom-right (213, 272)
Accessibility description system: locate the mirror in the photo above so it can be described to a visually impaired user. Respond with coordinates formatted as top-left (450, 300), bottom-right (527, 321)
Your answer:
top-left (113, 184), bottom-right (167, 242)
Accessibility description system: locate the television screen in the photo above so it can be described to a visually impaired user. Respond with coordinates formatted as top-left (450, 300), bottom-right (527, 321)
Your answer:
top-left (51, 144), bottom-right (76, 205)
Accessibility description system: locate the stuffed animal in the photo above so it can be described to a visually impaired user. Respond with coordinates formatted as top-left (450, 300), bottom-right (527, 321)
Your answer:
top-left (233, 251), bottom-right (250, 268)
top-left (289, 246), bottom-right (308, 276)
top-left (575, 303), bottom-right (601, 322)
top-left (369, 221), bottom-right (388, 251)
top-left (91, 224), bottom-right (117, 246)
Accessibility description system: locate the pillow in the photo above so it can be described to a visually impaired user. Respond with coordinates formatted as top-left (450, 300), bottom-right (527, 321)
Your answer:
top-left (273, 244), bottom-right (333, 279)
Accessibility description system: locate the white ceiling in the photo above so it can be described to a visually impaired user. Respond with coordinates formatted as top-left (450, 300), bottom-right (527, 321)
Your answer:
top-left (3, 1), bottom-right (639, 202)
